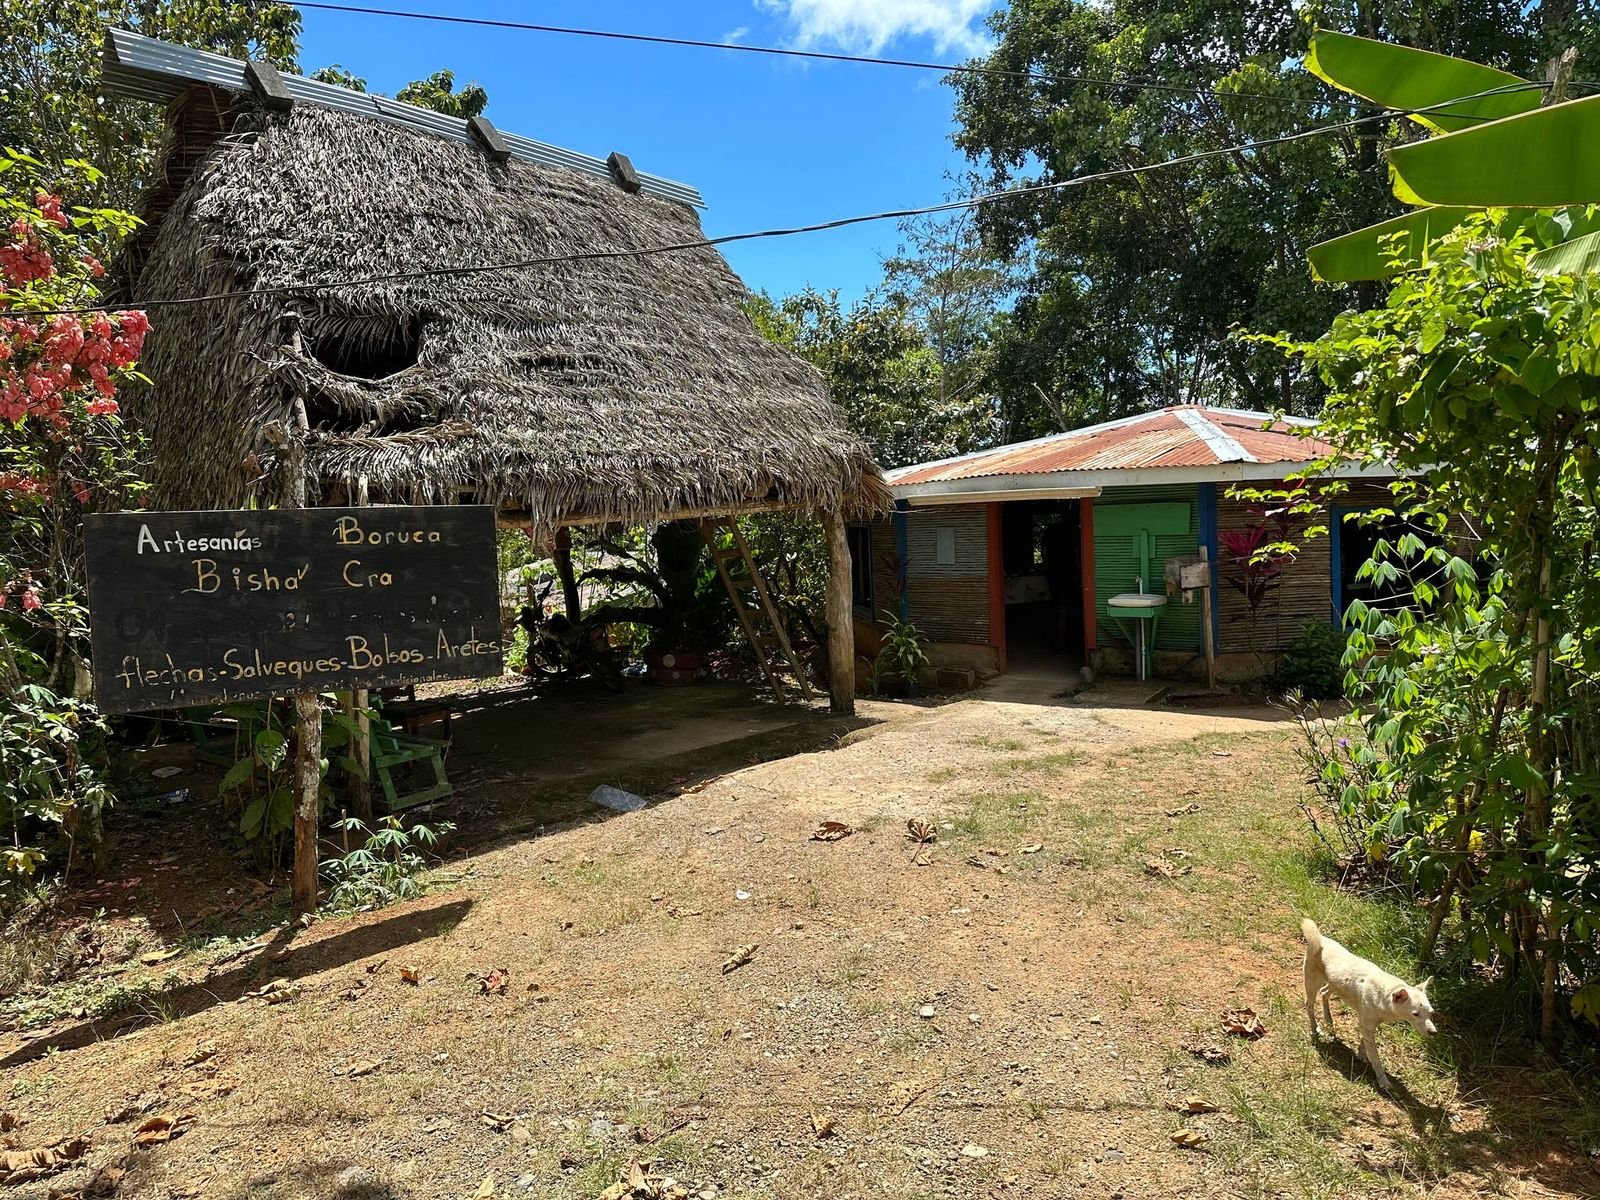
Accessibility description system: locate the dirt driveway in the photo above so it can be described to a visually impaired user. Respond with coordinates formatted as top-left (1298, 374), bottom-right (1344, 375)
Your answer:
top-left (3, 688), bottom-right (1595, 1200)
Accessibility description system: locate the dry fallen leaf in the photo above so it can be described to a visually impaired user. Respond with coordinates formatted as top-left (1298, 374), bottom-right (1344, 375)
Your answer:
top-left (0, 1137), bottom-right (89, 1185)
top-left (1164, 803), bottom-right (1202, 817)
top-left (1171, 1129), bottom-right (1210, 1150)
top-left (910, 844), bottom-right (933, 867)
top-left (182, 1044), bottom-right (216, 1068)
top-left (1165, 1095), bottom-right (1218, 1115)
top-left (0, 1113), bottom-right (20, 1133)
top-left (810, 821), bottom-right (855, 843)
top-left (1183, 1042), bottom-right (1231, 1066)
top-left (474, 1173), bottom-right (495, 1198)
top-left (478, 967), bottom-right (510, 996)
top-left (721, 944), bottom-right (757, 975)
top-left (133, 1113), bottom-right (195, 1146)
top-left (1143, 856), bottom-right (1192, 879)
top-left (905, 818), bottom-right (936, 844)
top-left (242, 978), bottom-right (299, 1005)
top-left (810, 1112), bottom-right (838, 1139)
top-left (480, 1112), bottom-right (513, 1132)
top-left (398, 965), bottom-right (421, 986)
top-left (84, 1161), bottom-right (127, 1197)
top-left (365, 958), bottom-right (386, 975)
top-left (346, 1059), bottom-right (382, 1078)
top-left (1017, 843), bottom-right (1043, 854)
top-left (1211, 749), bottom-right (1233, 758)
top-left (139, 948), bottom-right (180, 966)
top-left (1221, 1008), bottom-right (1267, 1040)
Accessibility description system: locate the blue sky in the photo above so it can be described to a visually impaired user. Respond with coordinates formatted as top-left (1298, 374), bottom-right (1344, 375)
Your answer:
top-left (295, 1), bottom-right (1000, 304)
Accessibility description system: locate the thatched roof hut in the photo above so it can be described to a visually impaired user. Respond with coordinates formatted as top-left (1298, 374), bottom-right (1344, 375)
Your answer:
top-left (105, 31), bottom-right (887, 531)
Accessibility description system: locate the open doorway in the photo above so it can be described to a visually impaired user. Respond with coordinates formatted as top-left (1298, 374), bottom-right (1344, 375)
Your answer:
top-left (1000, 500), bottom-right (1084, 674)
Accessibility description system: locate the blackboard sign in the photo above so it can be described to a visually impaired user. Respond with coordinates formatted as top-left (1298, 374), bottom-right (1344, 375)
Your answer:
top-left (84, 506), bottom-right (503, 714)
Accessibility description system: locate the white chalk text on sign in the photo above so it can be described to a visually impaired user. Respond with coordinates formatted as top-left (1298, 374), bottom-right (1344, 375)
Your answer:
top-left (84, 506), bottom-right (503, 713)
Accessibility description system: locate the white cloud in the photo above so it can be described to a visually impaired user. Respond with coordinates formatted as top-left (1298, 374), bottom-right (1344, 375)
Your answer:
top-left (723, 26), bottom-right (751, 45)
top-left (756, 1), bottom-right (995, 57)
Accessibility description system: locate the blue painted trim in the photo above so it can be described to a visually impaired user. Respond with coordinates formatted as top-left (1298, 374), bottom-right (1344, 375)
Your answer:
top-left (1198, 483), bottom-right (1219, 647)
top-left (1329, 505), bottom-right (1366, 625)
top-left (893, 501), bottom-right (910, 622)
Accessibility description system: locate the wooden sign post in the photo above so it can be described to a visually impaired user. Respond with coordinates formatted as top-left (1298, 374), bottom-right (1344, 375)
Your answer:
top-left (84, 502), bottom-right (502, 912)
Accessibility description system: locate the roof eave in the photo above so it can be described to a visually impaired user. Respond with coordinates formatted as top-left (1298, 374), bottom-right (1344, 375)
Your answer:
top-left (890, 460), bottom-right (1399, 501)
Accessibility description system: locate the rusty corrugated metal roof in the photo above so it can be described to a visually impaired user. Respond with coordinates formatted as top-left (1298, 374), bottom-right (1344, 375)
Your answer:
top-left (888, 406), bottom-right (1334, 487)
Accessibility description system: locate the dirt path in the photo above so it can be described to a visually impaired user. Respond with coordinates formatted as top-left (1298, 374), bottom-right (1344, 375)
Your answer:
top-left (2, 691), bottom-right (1593, 1200)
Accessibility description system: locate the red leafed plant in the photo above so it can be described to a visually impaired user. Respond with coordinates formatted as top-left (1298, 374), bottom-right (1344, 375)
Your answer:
top-left (1218, 497), bottom-right (1300, 655)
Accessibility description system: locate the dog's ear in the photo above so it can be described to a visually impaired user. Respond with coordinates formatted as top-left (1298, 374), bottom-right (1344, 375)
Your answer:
top-left (1418, 976), bottom-right (1434, 992)
top-left (1391, 987), bottom-right (1409, 1005)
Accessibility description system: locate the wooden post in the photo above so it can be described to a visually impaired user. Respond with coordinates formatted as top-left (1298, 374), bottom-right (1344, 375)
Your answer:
top-left (281, 404), bottom-right (323, 916)
top-left (823, 510), bottom-right (856, 716)
top-left (344, 477), bottom-right (373, 822)
top-left (1199, 545), bottom-right (1217, 691)
top-left (552, 526), bottom-right (582, 620)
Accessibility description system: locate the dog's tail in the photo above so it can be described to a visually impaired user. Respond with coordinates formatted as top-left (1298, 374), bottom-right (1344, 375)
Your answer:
top-left (1301, 918), bottom-right (1323, 951)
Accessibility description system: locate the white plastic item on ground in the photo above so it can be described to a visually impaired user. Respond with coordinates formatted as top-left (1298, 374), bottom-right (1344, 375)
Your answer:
top-left (589, 785), bottom-right (647, 813)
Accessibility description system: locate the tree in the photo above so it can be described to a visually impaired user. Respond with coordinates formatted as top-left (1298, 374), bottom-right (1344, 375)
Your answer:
top-left (0, 0), bottom-right (301, 210)
top-left (881, 206), bottom-right (1016, 420)
top-left (310, 65), bottom-right (492, 119)
top-left (1, 150), bottom-right (149, 895)
top-left (395, 70), bottom-right (489, 119)
top-left (2, 1), bottom-right (491, 212)
top-left (748, 288), bottom-right (999, 471)
top-left (948, 0), bottom-right (1591, 434)
top-left (1261, 214), bottom-right (1600, 1038)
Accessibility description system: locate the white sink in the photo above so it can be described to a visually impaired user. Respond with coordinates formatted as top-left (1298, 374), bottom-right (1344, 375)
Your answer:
top-left (1107, 592), bottom-right (1168, 611)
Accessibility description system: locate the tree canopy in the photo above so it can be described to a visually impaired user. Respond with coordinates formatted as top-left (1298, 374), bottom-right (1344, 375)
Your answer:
top-left (1, 0), bottom-right (490, 211)
top-left (948, 0), bottom-right (1597, 435)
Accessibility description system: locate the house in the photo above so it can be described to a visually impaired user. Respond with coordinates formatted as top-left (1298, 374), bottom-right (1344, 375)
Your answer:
top-left (101, 29), bottom-right (887, 711)
top-left (855, 405), bottom-right (1417, 685)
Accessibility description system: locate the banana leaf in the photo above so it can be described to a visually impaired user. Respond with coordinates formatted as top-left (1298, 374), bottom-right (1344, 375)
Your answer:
top-left (1389, 96), bottom-right (1600, 207)
top-left (1529, 230), bottom-right (1600, 275)
top-left (1307, 29), bottom-right (1538, 134)
top-left (1308, 207), bottom-right (1479, 281)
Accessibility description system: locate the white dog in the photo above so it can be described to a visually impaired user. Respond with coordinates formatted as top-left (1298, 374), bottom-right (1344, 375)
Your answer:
top-left (1302, 918), bottom-right (1436, 1090)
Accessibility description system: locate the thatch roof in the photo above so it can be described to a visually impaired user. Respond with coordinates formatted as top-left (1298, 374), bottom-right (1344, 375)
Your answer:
top-left (122, 81), bottom-right (886, 527)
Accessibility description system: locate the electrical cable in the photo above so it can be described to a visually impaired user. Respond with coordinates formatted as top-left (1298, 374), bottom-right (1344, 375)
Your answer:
top-left (248, 0), bottom-right (1418, 112)
top-left (10, 82), bottom-right (1555, 318)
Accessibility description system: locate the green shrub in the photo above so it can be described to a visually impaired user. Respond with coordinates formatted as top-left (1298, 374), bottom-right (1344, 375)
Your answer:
top-left (1277, 622), bottom-right (1347, 699)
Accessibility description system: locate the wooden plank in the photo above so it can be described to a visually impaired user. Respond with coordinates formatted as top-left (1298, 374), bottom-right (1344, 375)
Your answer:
top-left (83, 506), bottom-right (503, 713)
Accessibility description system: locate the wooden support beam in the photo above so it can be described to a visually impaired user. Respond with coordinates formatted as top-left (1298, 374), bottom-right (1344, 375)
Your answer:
top-left (552, 526), bottom-right (582, 620)
top-left (245, 60), bottom-right (295, 112)
top-left (607, 151), bottom-right (642, 193)
top-left (823, 509), bottom-right (855, 716)
top-left (468, 114), bottom-right (512, 163)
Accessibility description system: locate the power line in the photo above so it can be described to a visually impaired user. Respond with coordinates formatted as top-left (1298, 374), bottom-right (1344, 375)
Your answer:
top-left (249, 0), bottom-right (1390, 112)
top-left (18, 83), bottom-right (1551, 319)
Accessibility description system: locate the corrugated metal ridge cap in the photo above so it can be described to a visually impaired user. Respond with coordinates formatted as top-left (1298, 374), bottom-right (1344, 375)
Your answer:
top-left (1173, 407), bottom-right (1255, 463)
top-left (101, 27), bottom-right (705, 208)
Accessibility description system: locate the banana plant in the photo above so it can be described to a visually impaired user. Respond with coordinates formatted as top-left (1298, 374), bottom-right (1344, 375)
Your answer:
top-left (1303, 29), bottom-right (1600, 281)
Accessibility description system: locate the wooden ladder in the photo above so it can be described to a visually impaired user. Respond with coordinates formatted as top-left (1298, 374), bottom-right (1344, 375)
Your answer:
top-left (700, 516), bottom-right (816, 703)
